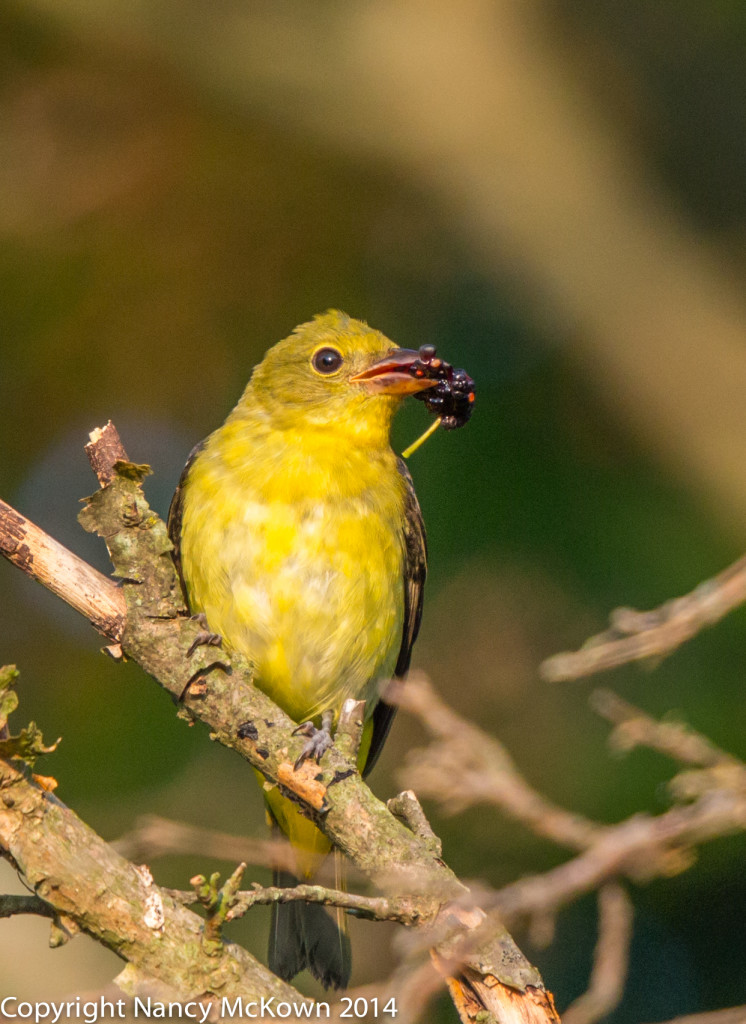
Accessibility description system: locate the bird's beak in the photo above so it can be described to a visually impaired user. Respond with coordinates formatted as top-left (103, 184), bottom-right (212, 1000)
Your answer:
top-left (350, 349), bottom-right (439, 395)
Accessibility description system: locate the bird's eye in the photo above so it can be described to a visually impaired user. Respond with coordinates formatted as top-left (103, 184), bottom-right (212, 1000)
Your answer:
top-left (311, 347), bottom-right (344, 375)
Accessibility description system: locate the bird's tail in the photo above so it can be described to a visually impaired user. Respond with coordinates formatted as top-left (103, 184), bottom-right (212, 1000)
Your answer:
top-left (269, 849), bottom-right (351, 990)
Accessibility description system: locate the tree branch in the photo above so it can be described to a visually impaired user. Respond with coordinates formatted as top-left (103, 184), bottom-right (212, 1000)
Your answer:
top-left (393, 673), bottom-right (601, 852)
top-left (395, 664), bottom-right (746, 986)
top-left (591, 688), bottom-right (741, 769)
top-left (541, 555), bottom-right (746, 683)
top-left (112, 814), bottom-right (299, 875)
top-left (643, 1009), bottom-right (746, 1024)
top-left (0, 753), bottom-right (303, 1005)
top-left (0, 893), bottom-right (56, 920)
top-left (562, 883), bottom-right (633, 1024)
top-left (487, 774), bottom-right (746, 926)
top-left (170, 881), bottom-right (424, 926)
top-left (0, 496), bottom-right (125, 640)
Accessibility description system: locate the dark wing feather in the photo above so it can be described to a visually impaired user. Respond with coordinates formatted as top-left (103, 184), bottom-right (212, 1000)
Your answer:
top-left (167, 440), bottom-right (205, 609)
top-left (363, 458), bottom-right (427, 777)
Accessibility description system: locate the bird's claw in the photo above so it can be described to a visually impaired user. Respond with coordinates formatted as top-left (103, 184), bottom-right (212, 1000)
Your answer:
top-left (187, 613), bottom-right (223, 658)
top-left (293, 717), bottom-right (334, 770)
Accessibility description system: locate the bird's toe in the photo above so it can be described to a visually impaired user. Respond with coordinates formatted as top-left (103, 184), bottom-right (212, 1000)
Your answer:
top-left (293, 720), bottom-right (334, 769)
top-left (187, 625), bottom-right (223, 658)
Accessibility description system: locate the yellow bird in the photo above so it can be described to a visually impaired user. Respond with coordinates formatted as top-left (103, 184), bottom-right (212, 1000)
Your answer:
top-left (168, 311), bottom-right (437, 989)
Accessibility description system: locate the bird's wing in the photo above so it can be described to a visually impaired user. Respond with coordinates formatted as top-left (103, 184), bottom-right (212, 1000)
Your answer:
top-left (167, 440), bottom-right (205, 608)
top-left (363, 457), bottom-right (427, 776)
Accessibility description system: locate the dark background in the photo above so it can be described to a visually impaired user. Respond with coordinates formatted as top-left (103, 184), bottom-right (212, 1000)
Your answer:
top-left (2, 3), bottom-right (746, 1018)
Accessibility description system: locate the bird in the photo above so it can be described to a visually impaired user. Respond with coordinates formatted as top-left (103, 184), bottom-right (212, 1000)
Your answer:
top-left (168, 310), bottom-right (436, 990)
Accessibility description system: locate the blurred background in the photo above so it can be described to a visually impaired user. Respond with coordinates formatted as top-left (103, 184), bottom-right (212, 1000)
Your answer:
top-left (2, 2), bottom-right (746, 1019)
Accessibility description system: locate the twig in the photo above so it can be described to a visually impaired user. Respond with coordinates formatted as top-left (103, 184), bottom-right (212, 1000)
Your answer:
top-left (563, 882), bottom-right (633, 1024)
top-left (393, 673), bottom-right (601, 851)
top-left (191, 862), bottom-right (246, 954)
top-left (112, 814), bottom-right (299, 875)
top-left (315, 960), bottom-right (449, 1024)
top-left (643, 1010), bottom-right (746, 1024)
top-left (489, 788), bottom-right (746, 926)
top-left (591, 689), bottom-right (740, 768)
top-left (592, 689), bottom-right (746, 807)
top-left (0, 893), bottom-right (55, 920)
top-left (380, 959), bottom-right (447, 1024)
top-left (233, 882), bottom-right (423, 925)
top-left (388, 790), bottom-right (442, 858)
top-left (0, 497), bottom-right (125, 640)
top-left (171, 881), bottom-right (425, 926)
top-left (85, 421), bottom-right (129, 486)
top-left (541, 556), bottom-right (746, 682)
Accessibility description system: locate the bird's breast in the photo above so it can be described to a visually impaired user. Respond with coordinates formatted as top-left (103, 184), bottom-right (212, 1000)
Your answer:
top-left (179, 433), bottom-right (407, 723)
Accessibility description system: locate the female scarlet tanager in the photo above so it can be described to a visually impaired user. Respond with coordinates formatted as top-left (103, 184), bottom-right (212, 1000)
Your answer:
top-left (168, 311), bottom-right (457, 989)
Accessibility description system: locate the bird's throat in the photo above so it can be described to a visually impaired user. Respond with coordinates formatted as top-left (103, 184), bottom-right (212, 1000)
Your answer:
top-left (213, 413), bottom-right (402, 506)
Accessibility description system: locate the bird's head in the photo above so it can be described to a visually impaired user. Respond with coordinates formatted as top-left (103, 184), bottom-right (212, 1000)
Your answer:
top-left (244, 311), bottom-right (437, 445)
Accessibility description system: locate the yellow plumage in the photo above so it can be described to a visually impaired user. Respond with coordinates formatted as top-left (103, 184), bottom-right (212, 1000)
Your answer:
top-left (179, 424), bottom-right (406, 724)
top-left (169, 311), bottom-right (431, 989)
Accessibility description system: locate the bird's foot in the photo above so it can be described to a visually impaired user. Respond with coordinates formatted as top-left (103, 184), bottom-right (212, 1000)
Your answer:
top-left (293, 709), bottom-right (334, 770)
top-left (187, 613), bottom-right (223, 658)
